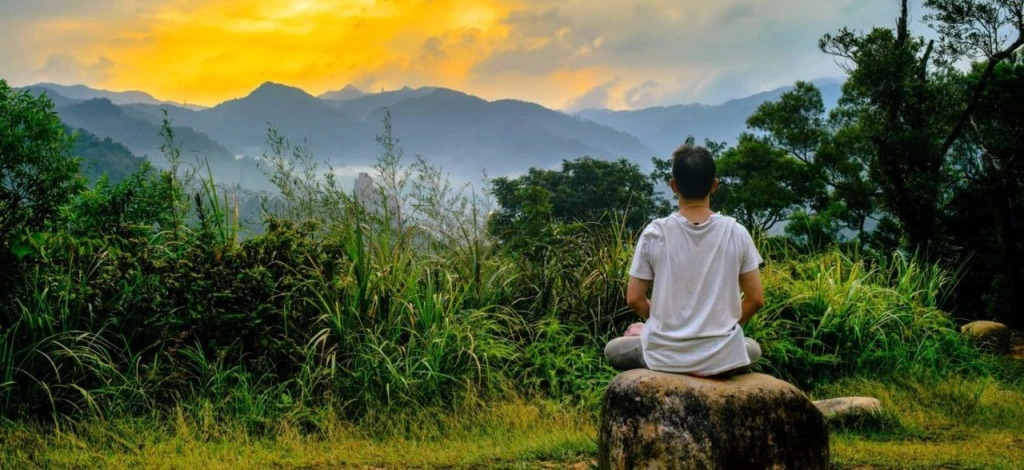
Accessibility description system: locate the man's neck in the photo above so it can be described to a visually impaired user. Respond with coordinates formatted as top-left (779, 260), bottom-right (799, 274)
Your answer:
top-left (677, 198), bottom-right (713, 224)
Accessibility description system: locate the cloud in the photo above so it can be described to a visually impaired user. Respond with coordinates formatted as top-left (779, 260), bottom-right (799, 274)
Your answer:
top-left (37, 53), bottom-right (114, 83)
top-left (565, 78), bottom-right (620, 112)
top-left (420, 37), bottom-right (448, 60)
top-left (0, 0), bottom-right (922, 108)
top-left (624, 80), bottom-right (660, 108)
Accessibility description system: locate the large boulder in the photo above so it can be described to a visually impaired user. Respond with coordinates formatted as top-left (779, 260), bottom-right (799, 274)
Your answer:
top-left (599, 370), bottom-right (829, 470)
top-left (960, 320), bottom-right (1011, 354)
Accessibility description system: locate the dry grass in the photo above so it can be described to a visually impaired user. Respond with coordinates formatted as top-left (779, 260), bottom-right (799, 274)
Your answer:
top-left (6, 373), bottom-right (1024, 469)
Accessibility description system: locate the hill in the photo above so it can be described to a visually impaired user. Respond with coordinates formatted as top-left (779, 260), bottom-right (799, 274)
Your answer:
top-left (67, 126), bottom-right (147, 184)
top-left (318, 84), bottom-right (366, 101)
top-left (119, 84), bottom-right (655, 179)
top-left (575, 80), bottom-right (843, 153)
top-left (363, 88), bottom-right (656, 175)
top-left (21, 86), bottom-right (80, 108)
top-left (46, 79), bottom-right (846, 185)
top-left (325, 86), bottom-right (439, 120)
top-left (199, 82), bottom-right (377, 160)
top-left (27, 83), bottom-right (204, 109)
top-left (55, 99), bottom-right (270, 190)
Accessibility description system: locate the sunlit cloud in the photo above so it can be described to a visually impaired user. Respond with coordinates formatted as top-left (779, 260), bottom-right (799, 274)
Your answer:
top-left (0, 0), bottom-right (910, 109)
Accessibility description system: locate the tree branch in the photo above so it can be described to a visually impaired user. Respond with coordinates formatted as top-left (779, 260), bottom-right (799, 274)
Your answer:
top-left (940, 34), bottom-right (1024, 158)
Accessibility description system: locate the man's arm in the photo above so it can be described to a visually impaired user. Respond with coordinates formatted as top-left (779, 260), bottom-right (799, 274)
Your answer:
top-left (738, 269), bottom-right (765, 326)
top-left (626, 276), bottom-right (652, 320)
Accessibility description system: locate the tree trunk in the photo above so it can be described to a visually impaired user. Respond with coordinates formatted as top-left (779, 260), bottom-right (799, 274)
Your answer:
top-left (987, 154), bottom-right (1024, 328)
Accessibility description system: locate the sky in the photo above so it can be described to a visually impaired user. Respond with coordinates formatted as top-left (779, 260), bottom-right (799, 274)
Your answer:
top-left (0, 0), bottom-right (925, 110)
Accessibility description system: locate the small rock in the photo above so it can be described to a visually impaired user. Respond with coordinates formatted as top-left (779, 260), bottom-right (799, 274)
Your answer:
top-left (961, 320), bottom-right (1011, 354)
top-left (599, 370), bottom-right (829, 470)
top-left (813, 397), bottom-right (881, 419)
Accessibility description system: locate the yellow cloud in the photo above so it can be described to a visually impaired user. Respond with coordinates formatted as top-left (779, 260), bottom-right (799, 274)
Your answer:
top-left (7, 0), bottom-right (864, 110)
top-left (61, 0), bottom-right (515, 106)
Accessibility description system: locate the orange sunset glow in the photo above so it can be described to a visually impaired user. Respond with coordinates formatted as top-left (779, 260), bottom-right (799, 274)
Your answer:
top-left (2, 0), bottom-right (897, 109)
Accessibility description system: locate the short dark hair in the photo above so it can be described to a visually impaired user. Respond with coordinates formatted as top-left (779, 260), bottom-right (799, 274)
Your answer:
top-left (671, 144), bottom-right (716, 199)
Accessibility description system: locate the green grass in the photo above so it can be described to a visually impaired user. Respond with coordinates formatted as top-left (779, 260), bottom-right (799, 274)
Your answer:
top-left (5, 374), bottom-right (1024, 469)
top-left (0, 402), bottom-right (597, 469)
top-left (823, 374), bottom-right (1024, 469)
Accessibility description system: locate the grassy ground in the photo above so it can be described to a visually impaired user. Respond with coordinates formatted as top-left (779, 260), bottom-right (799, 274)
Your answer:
top-left (5, 371), bottom-right (1023, 469)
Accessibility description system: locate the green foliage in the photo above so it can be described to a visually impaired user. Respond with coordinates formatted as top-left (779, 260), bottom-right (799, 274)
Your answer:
top-left (747, 250), bottom-right (987, 388)
top-left (0, 80), bottom-right (85, 269)
top-left (944, 60), bottom-right (1024, 325)
top-left (67, 126), bottom-right (146, 185)
top-left (2, 12), bottom-right (1021, 444)
top-left (61, 163), bottom-right (174, 240)
top-left (714, 135), bottom-right (824, 232)
top-left (488, 157), bottom-right (661, 258)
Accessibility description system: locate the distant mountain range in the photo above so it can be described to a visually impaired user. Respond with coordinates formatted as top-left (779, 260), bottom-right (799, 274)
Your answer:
top-left (20, 78), bottom-right (844, 190)
top-left (573, 78), bottom-right (843, 152)
top-left (319, 84), bottom-right (366, 101)
top-left (26, 83), bottom-right (206, 110)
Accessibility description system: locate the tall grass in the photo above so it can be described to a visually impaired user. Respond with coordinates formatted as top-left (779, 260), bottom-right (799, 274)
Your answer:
top-left (749, 249), bottom-right (987, 387)
top-left (0, 115), bottom-right (1000, 432)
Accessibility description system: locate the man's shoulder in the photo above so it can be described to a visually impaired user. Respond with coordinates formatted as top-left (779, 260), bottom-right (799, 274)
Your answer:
top-left (641, 215), bottom-right (675, 235)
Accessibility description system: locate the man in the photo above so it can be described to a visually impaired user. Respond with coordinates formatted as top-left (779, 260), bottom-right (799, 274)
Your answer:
top-left (604, 144), bottom-right (764, 376)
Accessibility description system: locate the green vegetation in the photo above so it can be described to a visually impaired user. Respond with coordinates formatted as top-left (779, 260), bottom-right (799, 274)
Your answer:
top-left (2, 1), bottom-right (1024, 467)
top-left (67, 126), bottom-right (147, 185)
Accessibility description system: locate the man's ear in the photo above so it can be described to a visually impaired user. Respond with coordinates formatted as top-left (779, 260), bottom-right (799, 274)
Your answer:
top-left (669, 178), bottom-right (678, 195)
top-left (710, 178), bottom-right (719, 195)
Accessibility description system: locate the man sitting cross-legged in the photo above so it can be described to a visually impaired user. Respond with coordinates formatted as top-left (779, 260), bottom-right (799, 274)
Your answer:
top-left (605, 144), bottom-right (764, 377)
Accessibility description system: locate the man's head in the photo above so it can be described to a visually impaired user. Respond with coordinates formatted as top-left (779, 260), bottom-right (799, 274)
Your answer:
top-left (670, 144), bottom-right (718, 201)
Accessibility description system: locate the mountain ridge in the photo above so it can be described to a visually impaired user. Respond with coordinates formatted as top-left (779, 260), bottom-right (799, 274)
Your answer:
top-left (26, 78), bottom-right (847, 187)
top-left (26, 82), bottom-right (206, 110)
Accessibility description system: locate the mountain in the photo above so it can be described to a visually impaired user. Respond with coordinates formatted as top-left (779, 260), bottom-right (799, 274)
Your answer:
top-left (318, 84), bottom-right (365, 101)
top-left (66, 125), bottom-right (148, 184)
top-left (362, 88), bottom-right (656, 175)
top-left (181, 82), bottom-right (378, 161)
top-left (45, 79), bottom-right (847, 187)
top-left (56, 98), bottom-right (232, 161)
top-left (103, 84), bottom-right (657, 179)
top-left (325, 86), bottom-right (439, 120)
top-left (54, 98), bottom-right (270, 190)
top-left (575, 79), bottom-right (843, 153)
top-left (27, 83), bottom-right (205, 109)
top-left (22, 86), bottom-right (80, 108)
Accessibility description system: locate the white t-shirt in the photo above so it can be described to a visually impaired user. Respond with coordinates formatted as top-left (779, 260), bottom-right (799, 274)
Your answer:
top-left (629, 212), bottom-right (763, 376)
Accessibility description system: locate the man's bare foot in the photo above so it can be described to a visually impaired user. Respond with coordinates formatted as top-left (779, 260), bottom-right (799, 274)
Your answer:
top-left (625, 322), bottom-right (644, 337)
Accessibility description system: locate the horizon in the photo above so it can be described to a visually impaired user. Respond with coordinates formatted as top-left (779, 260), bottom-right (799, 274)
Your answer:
top-left (19, 75), bottom-right (848, 111)
top-left (1, 0), bottom-right (915, 110)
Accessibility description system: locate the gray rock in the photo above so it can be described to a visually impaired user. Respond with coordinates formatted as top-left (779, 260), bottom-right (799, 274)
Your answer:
top-left (813, 397), bottom-right (882, 419)
top-left (961, 320), bottom-right (1011, 354)
top-left (599, 370), bottom-right (829, 470)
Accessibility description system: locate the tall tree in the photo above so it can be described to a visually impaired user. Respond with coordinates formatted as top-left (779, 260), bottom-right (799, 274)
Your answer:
top-left (820, 0), bottom-right (1023, 257)
top-left (489, 157), bottom-right (661, 255)
top-left (0, 80), bottom-right (84, 256)
top-left (950, 60), bottom-right (1024, 326)
top-left (713, 135), bottom-right (824, 233)
top-left (746, 81), bottom-right (879, 242)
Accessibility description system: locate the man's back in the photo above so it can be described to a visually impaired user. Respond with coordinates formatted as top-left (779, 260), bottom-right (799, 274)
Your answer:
top-left (629, 212), bottom-right (762, 375)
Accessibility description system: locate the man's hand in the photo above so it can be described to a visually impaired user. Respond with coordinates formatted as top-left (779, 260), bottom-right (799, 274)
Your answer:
top-left (739, 269), bottom-right (765, 326)
top-left (626, 276), bottom-right (652, 319)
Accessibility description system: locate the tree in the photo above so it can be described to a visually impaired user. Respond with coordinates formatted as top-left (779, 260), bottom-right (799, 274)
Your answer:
top-left (947, 60), bottom-right (1024, 326)
top-left (746, 81), bottom-right (879, 243)
top-left (488, 157), bottom-right (661, 255)
top-left (819, 0), bottom-right (1024, 257)
top-left (714, 135), bottom-right (824, 233)
top-left (0, 80), bottom-right (84, 261)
